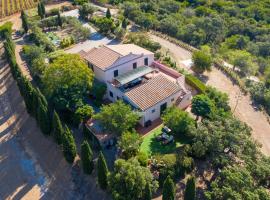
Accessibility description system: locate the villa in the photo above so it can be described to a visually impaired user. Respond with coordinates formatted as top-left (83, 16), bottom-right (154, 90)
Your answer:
top-left (80, 44), bottom-right (192, 127)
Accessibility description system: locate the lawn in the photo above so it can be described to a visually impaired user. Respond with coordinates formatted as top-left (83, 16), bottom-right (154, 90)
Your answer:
top-left (140, 125), bottom-right (189, 156)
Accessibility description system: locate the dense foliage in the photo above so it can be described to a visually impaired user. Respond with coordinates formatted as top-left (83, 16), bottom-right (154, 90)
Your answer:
top-left (97, 152), bottom-right (109, 189)
top-left (162, 176), bottom-right (175, 200)
top-left (81, 140), bottom-right (94, 174)
top-left (94, 101), bottom-right (139, 135)
top-left (119, 0), bottom-right (270, 81)
top-left (42, 54), bottom-right (94, 111)
top-left (109, 159), bottom-right (158, 200)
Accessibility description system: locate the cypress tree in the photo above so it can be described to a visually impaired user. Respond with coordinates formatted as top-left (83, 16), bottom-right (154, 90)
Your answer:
top-left (62, 125), bottom-right (77, 163)
top-left (162, 176), bottom-right (175, 200)
top-left (97, 151), bottom-right (109, 189)
top-left (57, 11), bottom-right (62, 27)
top-left (36, 88), bottom-right (48, 107)
top-left (21, 10), bottom-right (29, 33)
top-left (37, 3), bottom-right (43, 18)
top-left (184, 176), bottom-right (196, 200)
top-left (40, 2), bottom-right (46, 17)
top-left (81, 140), bottom-right (94, 174)
top-left (51, 110), bottom-right (64, 144)
top-left (106, 8), bottom-right (111, 18)
top-left (144, 183), bottom-right (152, 200)
top-left (37, 98), bottom-right (51, 135)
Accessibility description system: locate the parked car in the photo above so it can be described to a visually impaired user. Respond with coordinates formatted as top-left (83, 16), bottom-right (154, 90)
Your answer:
top-left (163, 135), bottom-right (174, 145)
top-left (162, 126), bottom-right (171, 134)
top-left (156, 133), bottom-right (169, 141)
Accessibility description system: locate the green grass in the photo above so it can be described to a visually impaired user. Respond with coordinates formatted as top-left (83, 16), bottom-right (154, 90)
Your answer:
top-left (140, 125), bottom-right (188, 156)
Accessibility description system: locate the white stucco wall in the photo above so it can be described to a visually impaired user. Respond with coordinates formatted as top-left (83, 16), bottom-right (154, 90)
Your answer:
top-left (104, 54), bottom-right (154, 82)
top-left (89, 53), bottom-right (154, 83)
top-left (139, 91), bottom-right (182, 126)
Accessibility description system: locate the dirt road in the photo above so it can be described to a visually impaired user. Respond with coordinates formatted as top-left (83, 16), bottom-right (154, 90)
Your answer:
top-left (149, 33), bottom-right (270, 156)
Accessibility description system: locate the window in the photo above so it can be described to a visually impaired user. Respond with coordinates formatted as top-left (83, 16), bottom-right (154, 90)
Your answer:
top-left (109, 91), bottom-right (113, 98)
top-left (133, 62), bottom-right (137, 69)
top-left (114, 70), bottom-right (118, 77)
top-left (144, 58), bottom-right (148, 66)
top-left (152, 109), bottom-right (155, 113)
top-left (171, 98), bottom-right (175, 102)
top-left (117, 96), bottom-right (120, 100)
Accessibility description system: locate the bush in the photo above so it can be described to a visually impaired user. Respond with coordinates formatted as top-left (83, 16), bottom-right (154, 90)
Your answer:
top-left (60, 36), bottom-right (75, 48)
top-left (0, 22), bottom-right (12, 39)
top-left (185, 74), bottom-right (207, 93)
top-left (137, 151), bottom-right (148, 167)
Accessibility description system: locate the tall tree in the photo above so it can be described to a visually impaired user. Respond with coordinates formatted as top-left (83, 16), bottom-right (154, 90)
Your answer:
top-left (184, 176), bottom-right (196, 200)
top-left (37, 98), bottom-right (51, 135)
top-left (106, 8), bottom-right (111, 18)
top-left (162, 176), bottom-right (175, 200)
top-left (57, 11), bottom-right (62, 27)
top-left (81, 140), bottom-right (94, 174)
top-left (192, 50), bottom-right (212, 73)
top-left (51, 110), bottom-right (64, 144)
top-left (37, 3), bottom-right (42, 18)
top-left (21, 10), bottom-right (29, 33)
top-left (97, 152), bottom-right (109, 189)
top-left (40, 2), bottom-right (46, 17)
top-left (62, 125), bottom-right (77, 163)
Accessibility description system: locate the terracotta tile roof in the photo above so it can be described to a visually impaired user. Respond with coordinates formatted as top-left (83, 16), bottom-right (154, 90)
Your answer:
top-left (83, 46), bottom-right (121, 70)
top-left (125, 75), bottom-right (182, 111)
top-left (81, 44), bottom-right (154, 70)
top-left (107, 44), bottom-right (153, 56)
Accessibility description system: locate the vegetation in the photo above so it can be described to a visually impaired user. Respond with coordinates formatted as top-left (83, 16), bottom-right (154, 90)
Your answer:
top-left (117, 131), bottom-right (142, 159)
top-left (62, 125), bottom-right (77, 163)
top-left (109, 159), bottom-right (158, 200)
top-left (192, 50), bottom-right (212, 73)
top-left (51, 110), bottom-right (64, 144)
top-left (124, 32), bottom-right (161, 53)
top-left (140, 126), bottom-right (185, 155)
top-left (21, 10), bottom-right (29, 33)
top-left (185, 74), bottom-right (207, 93)
top-left (162, 176), bottom-right (175, 200)
top-left (79, 3), bottom-right (96, 20)
top-left (0, 0), bottom-right (37, 18)
top-left (191, 94), bottom-right (214, 119)
top-left (74, 105), bottom-right (94, 125)
top-left (42, 54), bottom-right (94, 112)
top-left (184, 176), bottom-right (196, 200)
top-left (97, 152), bottom-right (109, 190)
top-left (81, 140), bottom-right (94, 174)
top-left (94, 101), bottom-right (139, 135)
top-left (162, 106), bottom-right (195, 137)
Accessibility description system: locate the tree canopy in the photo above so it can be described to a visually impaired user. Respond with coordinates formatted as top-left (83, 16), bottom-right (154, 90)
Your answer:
top-left (42, 54), bottom-right (94, 111)
top-left (109, 158), bottom-right (158, 200)
top-left (94, 100), bottom-right (139, 135)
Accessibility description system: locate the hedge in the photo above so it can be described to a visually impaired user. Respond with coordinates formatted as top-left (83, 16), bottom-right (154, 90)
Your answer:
top-left (185, 74), bottom-right (207, 94)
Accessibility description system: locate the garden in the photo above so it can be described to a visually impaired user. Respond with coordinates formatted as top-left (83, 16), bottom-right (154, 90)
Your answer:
top-left (140, 125), bottom-right (188, 156)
